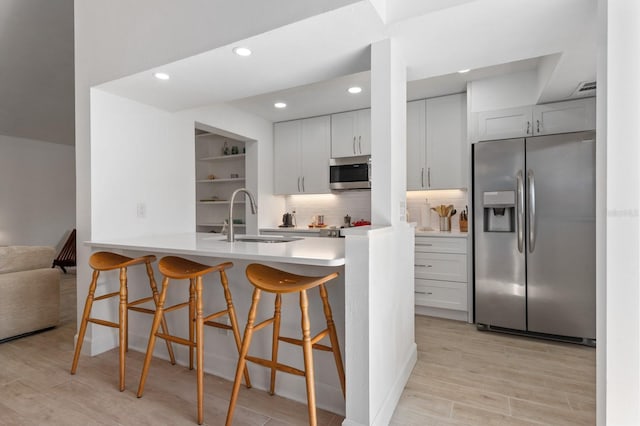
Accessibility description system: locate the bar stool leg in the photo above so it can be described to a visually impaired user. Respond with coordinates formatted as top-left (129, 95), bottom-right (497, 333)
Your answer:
top-left (300, 290), bottom-right (317, 426)
top-left (145, 260), bottom-right (176, 365)
top-left (137, 276), bottom-right (170, 398)
top-left (319, 284), bottom-right (346, 397)
top-left (195, 276), bottom-right (205, 425)
top-left (189, 278), bottom-right (196, 371)
top-left (71, 269), bottom-right (100, 374)
top-left (226, 288), bottom-right (262, 426)
top-left (119, 267), bottom-right (128, 391)
top-left (269, 293), bottom-right (282, 395)
top-left (220, 269), bottom-right (252, 388)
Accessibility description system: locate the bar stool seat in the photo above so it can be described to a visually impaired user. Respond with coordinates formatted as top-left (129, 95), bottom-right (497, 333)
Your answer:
top-left (226, 264), bottom-right (345, 426)
top-left (137, 256), bottom-right (251, 425)
top-left (70, 251), bottom-right (176, 391)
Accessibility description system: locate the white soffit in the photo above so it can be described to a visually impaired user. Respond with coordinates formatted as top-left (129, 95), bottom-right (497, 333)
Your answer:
top-left (97, 2), bottom-right (384, 111)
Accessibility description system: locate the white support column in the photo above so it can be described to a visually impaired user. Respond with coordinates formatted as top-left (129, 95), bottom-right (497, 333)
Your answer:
top-left (603, 1), bottom-right (640, 424)
top-left (370, 38), bottom-right (407, 226)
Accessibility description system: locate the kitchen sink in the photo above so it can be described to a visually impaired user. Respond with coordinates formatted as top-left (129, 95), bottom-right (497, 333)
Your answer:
top-left (234, 236), bottom-right (302, 243)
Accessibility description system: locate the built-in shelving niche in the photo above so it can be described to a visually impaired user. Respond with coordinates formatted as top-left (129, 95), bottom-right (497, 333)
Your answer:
top-left (195, 126), bottom-right (247, 234)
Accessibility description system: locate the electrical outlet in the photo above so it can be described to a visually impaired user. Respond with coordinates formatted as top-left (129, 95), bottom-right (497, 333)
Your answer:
top-left (136, 202), bottom-right (146, 218)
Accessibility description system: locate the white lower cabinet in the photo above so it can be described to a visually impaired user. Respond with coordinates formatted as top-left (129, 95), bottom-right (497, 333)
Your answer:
top-left (414, 235), bottom-right (468, 320)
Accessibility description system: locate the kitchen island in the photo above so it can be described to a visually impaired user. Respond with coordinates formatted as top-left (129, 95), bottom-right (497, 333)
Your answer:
top-left (87, 233), bottom-right (347, 415)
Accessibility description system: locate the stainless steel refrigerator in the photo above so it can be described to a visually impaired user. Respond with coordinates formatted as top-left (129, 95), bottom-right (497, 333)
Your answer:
top-left (473, 131), bottom-right (595, 343)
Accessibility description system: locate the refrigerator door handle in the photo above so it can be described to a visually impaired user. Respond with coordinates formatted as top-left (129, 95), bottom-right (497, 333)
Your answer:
top-left (528, 169), bottom-right (536, 252)
top-left (516, 170), bottom-right (525, 253)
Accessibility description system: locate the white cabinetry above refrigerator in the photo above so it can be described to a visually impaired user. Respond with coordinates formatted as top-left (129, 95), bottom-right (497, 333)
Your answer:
top-left (475, 97), bottom-right (596, 142)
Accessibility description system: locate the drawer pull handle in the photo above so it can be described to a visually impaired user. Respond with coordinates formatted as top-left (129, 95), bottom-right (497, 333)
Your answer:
top-left (415, 291), bottom-right (433, 295)
top-left (415, 264), bottom-right (433, 268)
top-left (416, 244), bottom-right (433, 246)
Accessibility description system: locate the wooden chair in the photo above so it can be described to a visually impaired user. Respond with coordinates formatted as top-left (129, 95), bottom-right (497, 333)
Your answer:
top-left (52, 229), bottom-right (76, 273)
top-left (70, 252), bottom-right (176, 391)
top-left (137, 256), bottom-right (251, 425)
top-left (225, 264), bottom-right (345, 426)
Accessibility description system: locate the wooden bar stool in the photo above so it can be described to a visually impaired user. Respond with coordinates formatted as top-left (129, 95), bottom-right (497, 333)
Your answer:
top-left (70, 252), bottom-right (176, 391)
top-left (226, 264), bottom-right (345, 426)
top-left (137, 256), bottom-right (251, 425)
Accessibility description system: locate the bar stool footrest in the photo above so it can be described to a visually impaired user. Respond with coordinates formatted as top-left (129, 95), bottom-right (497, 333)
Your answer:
top-left (204, 320), bottom-right (232, 330)
top-left (129, 306), bottom-right (155, 315)
top-left (245, 355), bottom-right (305, 377)
top-left (87, 318), bottom-right (119, 328)
top-left (128, 296), bottom-right (154, 306)
top-left (156, 333), bottom-right (195, 348)
top-left (279, 332), bottom-right (333, 352)
top-left (93, 291), bottom-right (120, 301)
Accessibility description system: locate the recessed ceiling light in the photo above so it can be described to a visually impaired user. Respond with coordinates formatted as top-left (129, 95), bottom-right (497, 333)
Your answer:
top-left (154, 72), bottom-right (170, 80)
top-left (348, 86), bottom-right (362, 94)
top-left (233, 47), bottom-right (252, 57)
top-left (274, 102), bottom-right (287, 109)
top-left (458, 69), bottom-right (471, 74)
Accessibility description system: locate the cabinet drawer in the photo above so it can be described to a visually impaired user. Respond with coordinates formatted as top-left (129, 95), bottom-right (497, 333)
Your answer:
top-left (415, 279), bottom-right (467, 311)
top-left (414, 252), bottom-right (467, 282)
top-left (415, 236), bottom-right (466, 254)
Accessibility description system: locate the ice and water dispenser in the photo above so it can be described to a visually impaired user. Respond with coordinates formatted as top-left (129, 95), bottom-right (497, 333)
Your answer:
top-left (482, 191), bottom-right (516, 232)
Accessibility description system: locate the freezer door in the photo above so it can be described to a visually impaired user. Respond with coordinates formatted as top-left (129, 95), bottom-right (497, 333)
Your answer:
top-left (526, 131), bottom-right (596, 339)
top-left (474, 139), bottom-right (526, 330)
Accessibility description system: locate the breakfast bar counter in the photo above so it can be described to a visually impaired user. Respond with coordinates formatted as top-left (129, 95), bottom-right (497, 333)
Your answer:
top-left (85, 232), bottom-right (347, 417)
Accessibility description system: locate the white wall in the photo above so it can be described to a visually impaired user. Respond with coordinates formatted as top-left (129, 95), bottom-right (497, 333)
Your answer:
top-left (0, 134), bottom-right (75, 247)
top-left (468, 70), bottom-right (539, 113)
top-left (91, 89), bottom-right (194, 239)
top-left (604, 1), bottom-right (640, 424)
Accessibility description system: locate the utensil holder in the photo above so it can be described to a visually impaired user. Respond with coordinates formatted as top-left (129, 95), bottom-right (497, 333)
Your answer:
top-left (439, 216), bottom-right (451, 231)
top-left (459, 218), bottom-right (468, 232)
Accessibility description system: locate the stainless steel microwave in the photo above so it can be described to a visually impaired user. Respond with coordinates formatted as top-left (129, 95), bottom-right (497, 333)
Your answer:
top-left (329, 156), bottom-right (371, 190)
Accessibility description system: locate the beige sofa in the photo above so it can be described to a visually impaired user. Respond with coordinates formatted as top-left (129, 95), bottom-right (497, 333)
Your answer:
top-left (0, 246), bottom-right (60, 341)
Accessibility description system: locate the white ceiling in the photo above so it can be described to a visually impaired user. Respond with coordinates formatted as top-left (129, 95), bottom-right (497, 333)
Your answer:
top-left (0, 0), bottom-right (75, 145)
top-left (97, 0), bottom-right (597, 123)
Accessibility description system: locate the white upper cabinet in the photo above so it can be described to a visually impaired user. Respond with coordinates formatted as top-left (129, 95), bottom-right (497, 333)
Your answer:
top-left (407, 93), bottom-right (467, 190)
top-left (331, 109), bottom-right (371, 158)
top-left (533, 97), bottom-right (596, 136)
top-left (274, 116), bottom-right (330, 195)
top-left (475, 97), bottom-right (596, 141)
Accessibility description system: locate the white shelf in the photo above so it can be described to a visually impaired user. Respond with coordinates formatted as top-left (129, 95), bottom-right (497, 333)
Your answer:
top-left (196, 178), bottom-right (246, 183)
top-left (198, 200), bottom-right (245, 205)
top-left (198, 153), bottom-right (246, 162)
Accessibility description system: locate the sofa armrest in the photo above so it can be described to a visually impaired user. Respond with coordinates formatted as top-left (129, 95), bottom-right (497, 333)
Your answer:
top-left (0, 246), bottom-right (56, 274)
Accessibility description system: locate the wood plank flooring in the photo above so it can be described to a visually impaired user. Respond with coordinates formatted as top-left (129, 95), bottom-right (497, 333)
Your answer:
top-left (0, 271), bottom-right (595, 425)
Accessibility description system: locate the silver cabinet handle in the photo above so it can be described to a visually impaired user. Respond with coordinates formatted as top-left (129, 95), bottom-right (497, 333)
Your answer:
top-left (528, 169), bottom-right (536, 252)
top-left (416, 243), bottom-right (433, 247)
top-left (421, 168), bottom-right (425, 188)
top-left (358, 136), bottom-right (362, 154)
top-left (302, 176), bottom-right (305, 192)
top-left (536, 119), bottom-right (541, 134)
top-left (353, 136), bottom-right (356, 155)
top-left (297, 176), bottom-right (301, 192)
top-left (416, 291), bottom-right (433, 295)
top-left (427, 167), bottom-right (431, 187)
top-left (526, 121), bottom-right (531, 135)
top-left (415, 264), bottom-right (432, 268)
top-left (516, 170), bottom-right (524, 253)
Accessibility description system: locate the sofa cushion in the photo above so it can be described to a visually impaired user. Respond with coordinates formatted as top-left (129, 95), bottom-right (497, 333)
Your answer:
top-left (0, 246), bottom-right (56, 274)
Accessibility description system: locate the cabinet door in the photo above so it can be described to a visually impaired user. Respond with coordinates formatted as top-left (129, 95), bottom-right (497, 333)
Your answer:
top-left (331, 111), bottom-right (357, 158)
top-left (300, 116), bottom-right (331, 194)
top-left (274, 121), bottom-right (302, 194)
top-left (407, 100), bottom-right (426, 190)
top-left (356, 109), bottom-right (371, 155)
top-left (476, 106), bottom-right (533, 141)
top-left (533, 97), bottom-right (596, 135)
top-left (426, 93), bottom-right (467, 189)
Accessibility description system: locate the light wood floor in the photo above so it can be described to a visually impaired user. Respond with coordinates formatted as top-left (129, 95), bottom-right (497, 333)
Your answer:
top-left (0, 271), bottom-right (595, 425)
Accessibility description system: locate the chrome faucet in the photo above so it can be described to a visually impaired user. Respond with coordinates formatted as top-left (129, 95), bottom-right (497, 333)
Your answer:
top-left (227, 188), bottom-right (257, 242)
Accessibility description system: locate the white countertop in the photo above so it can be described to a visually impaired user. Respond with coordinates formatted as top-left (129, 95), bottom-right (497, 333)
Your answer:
top-left (87, 232), bottom-right (345, 266)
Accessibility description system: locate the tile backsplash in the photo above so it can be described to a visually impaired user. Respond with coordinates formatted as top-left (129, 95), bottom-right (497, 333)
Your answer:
top-left (283, 191), bottom-right (371, 228)
top-left (406, 189), bottom-right (469, 231)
